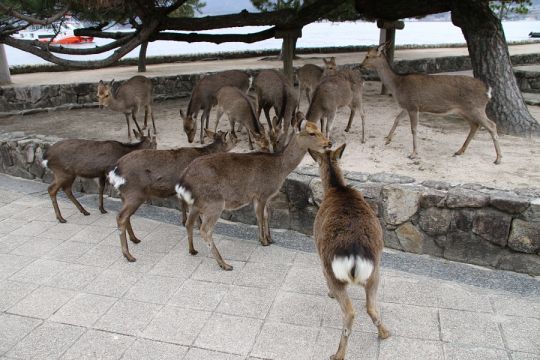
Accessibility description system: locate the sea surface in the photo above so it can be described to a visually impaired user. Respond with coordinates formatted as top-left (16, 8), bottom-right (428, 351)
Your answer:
top-left (6, 20), bottom-right (540, 66)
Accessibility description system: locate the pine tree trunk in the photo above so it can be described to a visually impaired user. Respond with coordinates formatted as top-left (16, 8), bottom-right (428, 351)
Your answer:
top-left (138, 41), bottom-right (148, 73)
top-left (0, 44), bottom-right (12, 85)
top-left (451, 1), bottom-right (539, 136)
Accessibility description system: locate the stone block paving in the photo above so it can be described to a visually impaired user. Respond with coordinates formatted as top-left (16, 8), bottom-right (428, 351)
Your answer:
top-left (0, 175), bottom-right (539, 360)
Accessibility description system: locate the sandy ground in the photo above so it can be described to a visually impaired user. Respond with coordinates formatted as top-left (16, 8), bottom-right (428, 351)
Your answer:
top-left (1, 80), bottom-right (539, 190)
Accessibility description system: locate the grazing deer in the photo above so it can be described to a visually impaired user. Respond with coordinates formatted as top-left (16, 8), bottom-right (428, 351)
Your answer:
top-left (42, 130), bottom-right (157, 223)
top-left (309, 144), bottom-right (389, 360)
top-left (108, 130), bottom-right (236, 262)
top-left (215, 86), bottom-right (271, 151)
top-left (301, 68), bottom-right (365, 141)
top-left (176, 121), bottom-right (331, 271)
top-left (180, 70), bottom-right (250, 144)
top-left (360, 43), bottom-right (502, 164)
top-left (253, 69), bottom-right (299, 147)
top-left (297, 57), bottom-right (338, 104)
top-left (97, 76), bottom-right (156, 141)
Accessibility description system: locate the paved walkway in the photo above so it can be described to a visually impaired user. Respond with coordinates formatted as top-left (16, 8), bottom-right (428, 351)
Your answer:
top-left (5, 43), bottom-right (540, 88)
top-left (0, 173), bottom-right (539, 360)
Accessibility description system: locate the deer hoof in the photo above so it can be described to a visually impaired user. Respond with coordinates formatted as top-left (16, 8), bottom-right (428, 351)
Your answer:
top-left (130, 237), bottom-right (141, 244)
top-left (408, 153), bottom-right (418, 160)
top-left (384, 137), bottom-right (392, 145)
top-left (123, 253), bottom-right (137, 262)
top-left (494, 158), bottom-right (501, 165)
top-left (99, 208), bottom-right (107, 214)
top-left (189, 249), bottom-right (198, 256)
top-left (330, 355), bottom-right (344, 360)
top-left (378, 326), bottom-right (391, 339)
top-left (82, 210), bottom-right (90, 216)
top-left (58, 217), bottom-right (67, 224)
top-left (328, 291), bottom-right (335, 299)
top-left (220, 263), bottom-right (233, 271)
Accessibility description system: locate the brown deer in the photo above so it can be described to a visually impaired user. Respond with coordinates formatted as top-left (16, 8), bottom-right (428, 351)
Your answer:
top-left (42, 130), bottom-right (157, 223)
top-left (97, 76), bottom-right (156, 141)
top-left (360, 43), bottom-right (502, 164)
top-left (253, 69), bottom-right (299, 147)
top-left (215, 86), bottom-right (271, 152)
top-left (175, 121), bottom-right (331, 271)
top-left (297, 57), bottom-right (337, 104)
top-left (301, 68), bottom-right (365, 141)
top-left (108, 130), bottom-right (237, 262)
top-left (309, 144), bottom-right (390, 360)
top-left (180, 70), bottom-right (250, 144)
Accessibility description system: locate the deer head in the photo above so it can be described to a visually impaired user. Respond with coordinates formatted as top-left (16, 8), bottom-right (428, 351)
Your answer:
top-left (180, 109), bottom-right (197, 143)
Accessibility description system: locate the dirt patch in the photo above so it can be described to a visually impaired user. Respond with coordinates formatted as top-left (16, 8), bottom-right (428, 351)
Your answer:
top-left (1, 80), bottom-right (539, 190)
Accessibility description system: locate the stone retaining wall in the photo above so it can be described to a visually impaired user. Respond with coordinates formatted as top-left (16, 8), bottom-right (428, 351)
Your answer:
top-left (1, 133), bottom-right (539, 275)
top-left (3, 53), bottom-right (540, 115)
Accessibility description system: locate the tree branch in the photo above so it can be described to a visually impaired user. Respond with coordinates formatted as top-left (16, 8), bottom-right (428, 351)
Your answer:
top-left (0, 3), bottom-right (70, 26)
top-left (74, 29), bottom-right (134, 39)
top-left (155, 27), bottom-right (276, 44)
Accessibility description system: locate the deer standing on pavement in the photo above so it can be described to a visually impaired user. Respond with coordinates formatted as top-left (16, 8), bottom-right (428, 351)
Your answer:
top-left (42, 130), bottom-right (157, 223)
top-left (108, 130), bottom-right (236, 262)
top-left (301, 68), bottom-right (365, 141)
top-left (180, 70), bottom-right (250, 144)
top-left (215, 86), bottom-right (271, 151)
top-left (97, 76), bottom-right (156, 141)
top-left (360, 42), bottom-right (502, 164)
top-left (297, 57), bottom-right (337, 105)
top-left (175, 121), bottom-right (331, 271)
top-left (309, 144), bottom-right (390, 360)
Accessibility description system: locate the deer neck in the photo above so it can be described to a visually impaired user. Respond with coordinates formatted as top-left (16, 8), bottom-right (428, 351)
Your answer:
top-left (278, 135), bottom-right (308, 175)
top-left (320, 159), bottom-right (347, 191)
top-left (105, 94), bottom-right (127, 112)
top-left (375, 56), bottom-right (400, 94)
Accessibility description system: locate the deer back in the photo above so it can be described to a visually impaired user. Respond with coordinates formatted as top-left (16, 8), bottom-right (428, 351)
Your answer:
top-left (297, 64), bottom-right (323, 89)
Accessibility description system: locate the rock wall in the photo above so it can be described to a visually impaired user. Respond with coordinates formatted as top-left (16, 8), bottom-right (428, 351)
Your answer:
top-left (1, 133), bottom-right (539, 275)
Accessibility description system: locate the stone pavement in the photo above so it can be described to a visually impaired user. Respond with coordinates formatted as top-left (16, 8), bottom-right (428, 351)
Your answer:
top-left (0, 173), bottom-right (539, 360)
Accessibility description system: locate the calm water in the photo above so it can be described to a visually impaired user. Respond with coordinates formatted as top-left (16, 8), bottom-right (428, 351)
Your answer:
top-left (6, 20), bottom-right (540, 66)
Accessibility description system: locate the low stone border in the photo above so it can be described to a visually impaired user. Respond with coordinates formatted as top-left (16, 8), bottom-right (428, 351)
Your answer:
top-left (3, 52), bottom-right (540, 115)
top-left (1, 133), bottom-right (539, 275)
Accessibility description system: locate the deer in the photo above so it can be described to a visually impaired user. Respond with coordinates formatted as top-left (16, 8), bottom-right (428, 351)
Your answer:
top-left (215, 86), bottom-right (271, 152)
top-left (253, 69), bottom-right (299, 148)
top-left (108, 130), bottom-right (237, 262)
top-left (175, 121), bottom-right (331, 271)
top-left (300, 68), bottom-right (365, 141)
top-left (180, 70), bottom-right (250, 144)
top-left (359, 42), bottom-right (502, 164)
top-left (297, 57), bottom-right (337, 104)
top-left (41, 130), bottom-right (157, 224)
top-left (97, 75), bottom-right (157, 141)
top-left (309, 144), bottom-right (390, 360)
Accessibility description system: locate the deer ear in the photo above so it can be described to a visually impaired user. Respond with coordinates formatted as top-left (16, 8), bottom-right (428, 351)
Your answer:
top-left (322, 58), bottom-right (328, 64)
top-left (332, 143), bottom-right (346, 160)
top-left (308, 149), bottom-right (322, 164)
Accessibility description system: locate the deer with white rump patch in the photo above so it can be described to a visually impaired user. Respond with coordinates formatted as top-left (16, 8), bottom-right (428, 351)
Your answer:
top-left (215, 86), bottom-right (271, 152)
top-left (359, 42), bottom-right (502, 164)
top-left (97, 75), bottom-right (156, 141)
top-left (309, 144), bottom-right (389, 360)
top-left (301, 68), bottom-right (365, 141)
top-left (180, 70), bottom-right (250, 144)
top-left (42, 130), bottom-right (156, 223)
top-left (108, 130), bottom-right (236, 262)
top-left (297, 57), bottom-right (337, 105)
top-left (176, 121), bottom-right (331, 271)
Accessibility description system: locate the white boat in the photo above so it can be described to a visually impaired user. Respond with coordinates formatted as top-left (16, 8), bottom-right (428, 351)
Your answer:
top-left (13, 20), bottom-right (94, 45)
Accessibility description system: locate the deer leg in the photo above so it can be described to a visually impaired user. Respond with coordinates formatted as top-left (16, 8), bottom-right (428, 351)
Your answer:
top-left (179, 199), bottom-right (188, 227)
top-left (263, 107), bottom-right (273, 130)
top-left (201, 210), bottom-right (232, 271)
top-left (63, 179), bottom-right (90, 216)
top-left (365, 267), bottom-right (390, 339)
top-left (131, 110), bottom-right (143, 135)
top-left (472, 111), bottom-right (502, 164)
top-left (407, 110), bottom-right (419, 159)
top-left (263, 201), bottom-right (273, 244)
top-left (247, 130), bottom-right (255, 150)
top-left (228, 117), bottom-right (237, 139)
top-left (345, 107), bottom-right (356, 133)
top-left (98, 175), bottom-right (107, 214)
top-left (305, 88), bottom-right (311, 104)
top-left (360, 106), bottom-right (366, 144)
top-left (253, 198), bottom-right (268, 246)
top-left (454, 121), bottom-right (479, 157)
top-left (215, 108), bottom-right (224, 132)
top-left (385, 109), bottom-right (407, 145)
top-left (186, 206), bottom-right (200, 256)
top-left (142, 107), bottom-right (148, 130)
top-left (200, 109), bottom-right (208, 144)
top-left (125, 113), bottom-right (132, 141)
top-left (330, 286), bottom-right (356, 360)
top-left (126, 218), bottom-right (141, 243)
top-left (117, 200), bottom-right (137, 262)
top-left (326, 111), bottom-right (337, 139)
top-left (48, 176), bottom-right (67, 223)
top-left (148, 105), bottom-right (157, 134)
